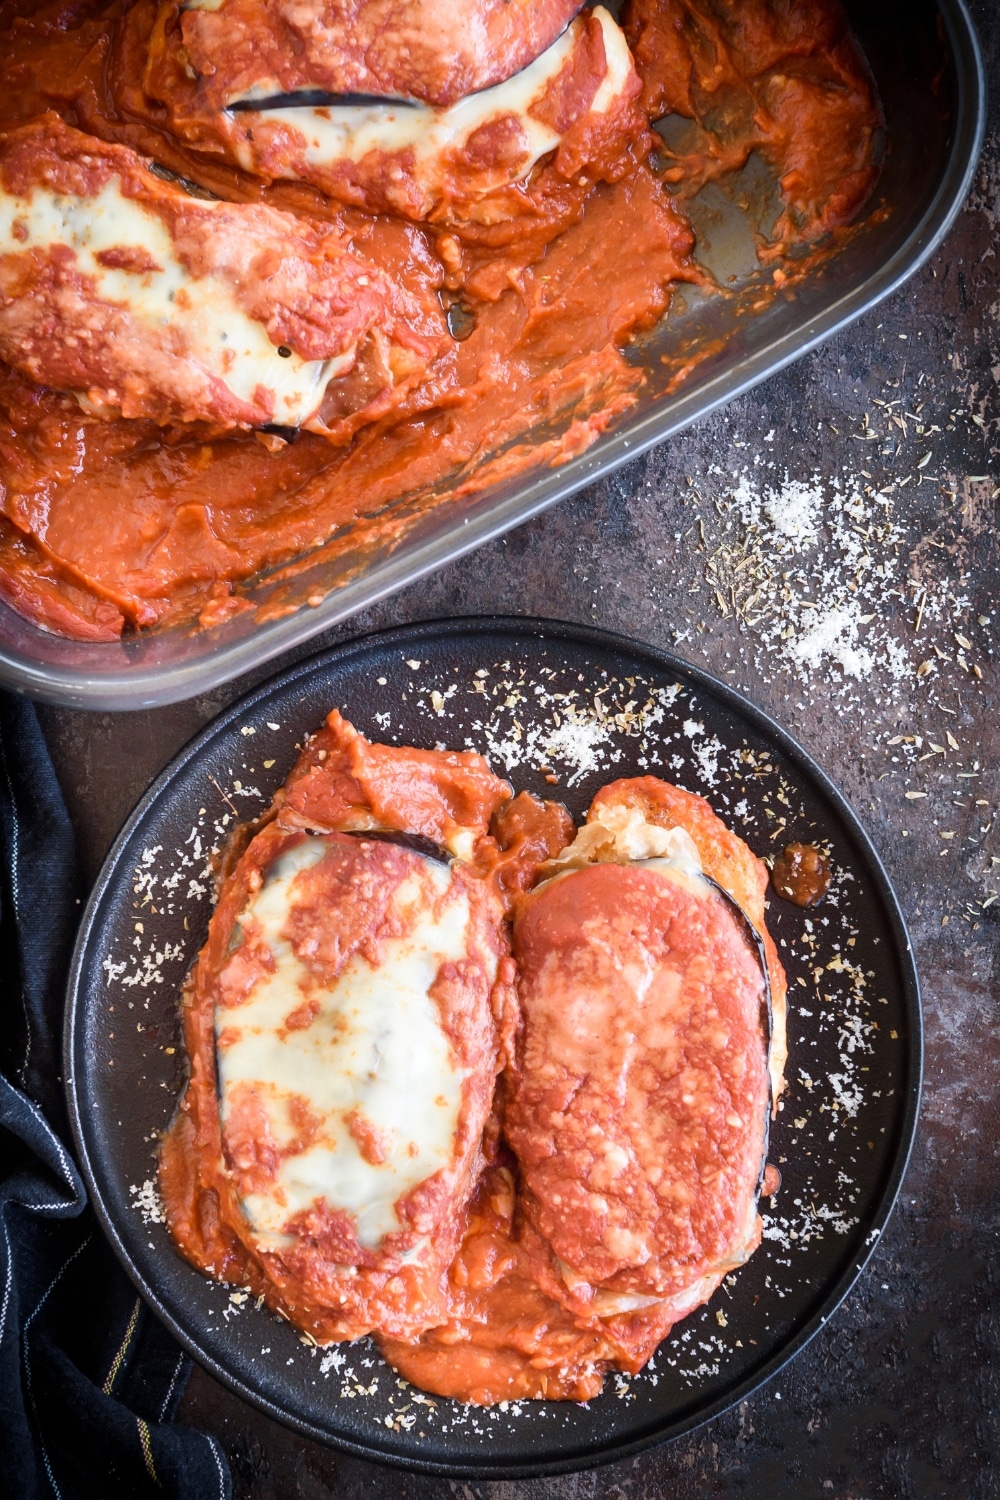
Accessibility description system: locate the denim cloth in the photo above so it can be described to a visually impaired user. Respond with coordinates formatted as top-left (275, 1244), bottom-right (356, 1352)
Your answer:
top-left (0, 693), bottom-right (231, 1499)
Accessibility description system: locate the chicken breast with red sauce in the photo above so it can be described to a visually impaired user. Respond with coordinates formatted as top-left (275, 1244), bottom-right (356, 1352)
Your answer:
top-left (142, 5), bottom-right (647, 225)
top-left (0, 116), bottom-right (445, 437)
top-left (171, 0), bottom-right (584, 110)
top-left (159, 711), bottom-right (545, 1341)
top-left (507, 782), bottom-right (781, 1342)
top-left (382, 775), bottom-right (786, 1402)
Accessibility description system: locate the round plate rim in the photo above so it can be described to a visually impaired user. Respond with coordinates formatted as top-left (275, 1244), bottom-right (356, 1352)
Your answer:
top-left (63, 614), bottom-right (923, 1479)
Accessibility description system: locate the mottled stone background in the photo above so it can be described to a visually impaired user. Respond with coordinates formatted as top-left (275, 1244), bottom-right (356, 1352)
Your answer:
top-left (41, 4), bottom-right (999, 1495)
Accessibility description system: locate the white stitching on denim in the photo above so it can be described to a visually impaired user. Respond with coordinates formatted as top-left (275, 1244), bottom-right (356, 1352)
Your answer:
top-left (0, 732), bottom-right (29, 1085)
top-left (0, 1197), bottom-right (72, 1356)
top-left (159, 1350), bottom-right (187, 1420)
top-left (19, 1096), bottom-right (77, 1193)
top-left (207, 1434), bottom-right (228, 1500)
top-left (23, 1233), bottom-right (92, 1498)
top-left (0, 1217), bottom-right (13, 1350)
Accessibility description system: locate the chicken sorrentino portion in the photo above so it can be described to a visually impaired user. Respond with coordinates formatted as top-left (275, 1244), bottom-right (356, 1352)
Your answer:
top-left (168, 0), bottom-right (584, 109)
top-left (142, 4), bottom-right (647, 224)
top-left (381, 774), bottom-right (786, 1404)
top-left (0, 116), bottom-right (447, 438)
top-left (159, 711), bottom-right (523, 1342)
top-left (506, 783), bottom-right (778, 1358)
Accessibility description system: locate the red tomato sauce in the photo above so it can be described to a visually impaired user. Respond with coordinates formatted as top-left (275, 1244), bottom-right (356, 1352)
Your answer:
top-left (0, 0), bottom-right (879, 641)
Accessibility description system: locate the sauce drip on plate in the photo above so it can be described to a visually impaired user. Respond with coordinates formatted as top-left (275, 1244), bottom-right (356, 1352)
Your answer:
top-left (771, 842), bottom-right (833, 907)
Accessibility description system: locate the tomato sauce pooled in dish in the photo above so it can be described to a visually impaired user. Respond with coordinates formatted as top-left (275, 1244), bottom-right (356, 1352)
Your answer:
top-left (0, 0), bottom-right (880, 641)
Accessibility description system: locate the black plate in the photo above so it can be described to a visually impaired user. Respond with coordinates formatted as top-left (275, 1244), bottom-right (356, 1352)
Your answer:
top-left (64, 618), bottom-right (921, 1478)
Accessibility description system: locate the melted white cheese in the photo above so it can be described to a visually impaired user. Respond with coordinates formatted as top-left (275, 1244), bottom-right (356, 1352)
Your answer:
top-left (590, 9), bottom-right (634, 115)
top-left (609, 815), bottom-right (702, 871)
top-left (216, 837), bottom-right (473, 1250)
top-left (444, 826), bottom-right (476, 861)
top-left (642, 853), bottom-right (710, 902)
top-left (541, 806), bottom-right (705, 881)
top-left (231, 7), bottom-right (631, 189)
top-left (0, 180), bottom-right (342, 425)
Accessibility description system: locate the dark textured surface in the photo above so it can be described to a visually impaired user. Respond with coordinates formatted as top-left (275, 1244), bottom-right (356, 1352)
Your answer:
top-left (40, 5), bottom-right (999, 1494)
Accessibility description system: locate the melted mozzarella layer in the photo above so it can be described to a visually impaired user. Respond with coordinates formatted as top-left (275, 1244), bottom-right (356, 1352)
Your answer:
top-left (642, 854), bottom-right (711, 902)
top-left (541, 805), bottom-right (706, 883)
top-left (590, 8), bottom-right (634, 114)
top-left (232, 7), bottom-right (631, 187)
top-left (216, 838), bottom-right (472, 1249)
top-left (0, 180), bottom-right (340, 424)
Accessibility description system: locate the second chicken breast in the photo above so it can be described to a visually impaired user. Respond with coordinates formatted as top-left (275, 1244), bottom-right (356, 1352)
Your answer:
top-left (506, 779), bottom-right (781, 1361)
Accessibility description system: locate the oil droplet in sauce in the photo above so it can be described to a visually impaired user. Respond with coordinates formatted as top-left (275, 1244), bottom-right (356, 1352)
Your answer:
top-left (445, 300), bottom-right (477, 341)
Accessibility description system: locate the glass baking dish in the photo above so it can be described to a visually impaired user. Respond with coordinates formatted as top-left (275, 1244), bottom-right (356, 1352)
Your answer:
top-left (0, 0), bottom-right (984, 710)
